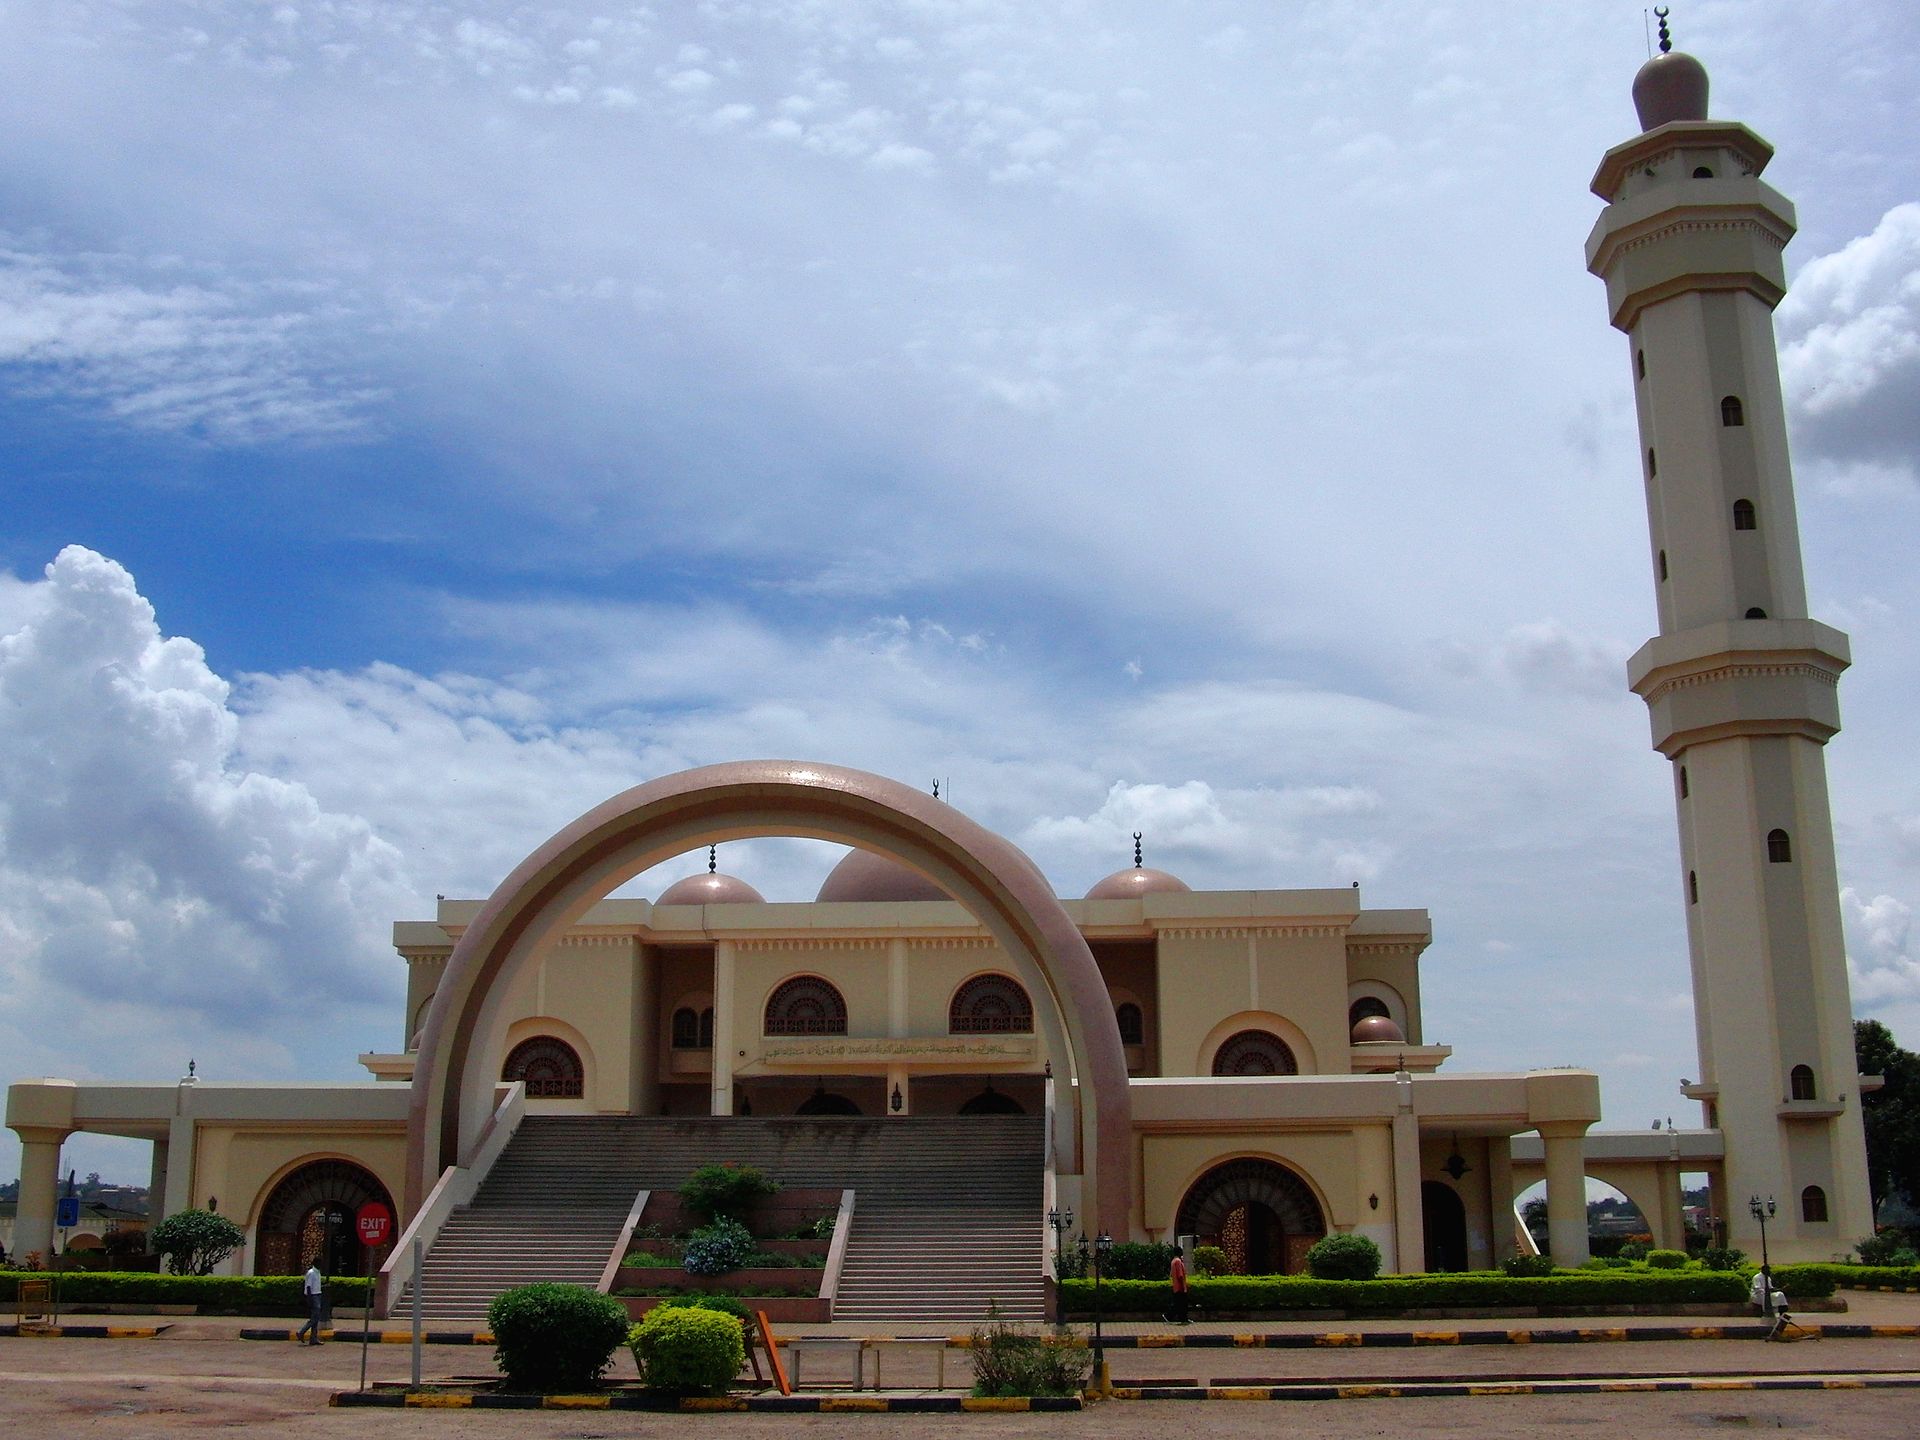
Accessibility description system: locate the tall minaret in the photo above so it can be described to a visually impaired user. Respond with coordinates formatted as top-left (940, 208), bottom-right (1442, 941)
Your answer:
top-left (1587, 23), bottom-right (1872, 1261)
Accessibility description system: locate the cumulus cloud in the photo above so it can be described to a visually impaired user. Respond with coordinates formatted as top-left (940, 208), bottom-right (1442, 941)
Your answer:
top-left (1844, 887), bottom-right (1919, 1004)
top-left (0, 548), bottom-right (412, 1081)
top-left (1779, 203), bottom-right (1920, 487)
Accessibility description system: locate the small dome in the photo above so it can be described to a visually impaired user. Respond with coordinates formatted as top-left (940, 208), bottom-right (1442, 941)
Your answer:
top-left (1351, 1014), bottom-right (1406, 1045)
top-left (657, 870), bottom-right (765, 905)
top-left (1084, 865), bottom-right (1191, 901)
top-left (1632, 50), bottom-right (1708, 131)
top-left (816, 848), bottom-right (948, 903)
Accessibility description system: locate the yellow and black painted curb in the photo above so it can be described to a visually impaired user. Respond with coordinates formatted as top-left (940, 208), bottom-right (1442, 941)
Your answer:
top-left (1109, 1374), bottom-right (1920, 1401)
top-left (331, 1390), bottom-right (1080, 1412)
top-left (0, 1323), bottom-right (166, 1339)
top-left (240, 1327), bottom-right (495, 1345)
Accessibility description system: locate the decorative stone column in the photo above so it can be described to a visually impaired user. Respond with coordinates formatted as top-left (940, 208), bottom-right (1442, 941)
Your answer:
top-left (1391, 1068), bottom-right (1425, 1273)
top-left (710, 940), bottom-right (735, 1116)
top-left (1540, 1122), bottom-right (1591, 1267)
top-left (11, 1126), bottom-right (70, 1264)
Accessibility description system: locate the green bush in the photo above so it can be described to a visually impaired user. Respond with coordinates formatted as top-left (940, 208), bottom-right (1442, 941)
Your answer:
top-left (656, 1293), bottom-right (753, 1324)
top-left (967, 1311), bottom-right (1091, 1398)
top-left (1100, 1241), bottom-right (1179, 1281)
top-left (682, 1218), bottom-right (756, 1276)
top-left (488, 1284), bottom-right (630, 1392)
top-left (1646, 1248), bottom-right (1689, 1270)
top-left (1700, 1246), bottom-right (1746, 1271)
top-left (1060, 1269), bottom-right (1751, 1315)
top-left (0, 1271), bottom-right (368, 1313)
top-left (1618, 1241), bottom-right (1650, 1261)
top-left (1305, 1233), bottom-right (1382, 1281)
top-left (1856, 1231), bottom-right (1920, 1268)
top-left (1192, 1245), bottom-right (1230, 1277)
top-left (149, 1210), bottom-right (246, 1276)
top-left (627, 1305), bottom-right (745, 1394)
top-left (1501, 1253), bottom-right (1555, 1277)
top-left (678, 1164), bottom-right (781, 1227)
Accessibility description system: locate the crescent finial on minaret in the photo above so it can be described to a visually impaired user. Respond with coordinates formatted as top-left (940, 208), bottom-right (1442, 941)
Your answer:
top-left (1132, 831), bottom-right (1143, 868)
top-left (1655, 6), bottom-right (1673, 54)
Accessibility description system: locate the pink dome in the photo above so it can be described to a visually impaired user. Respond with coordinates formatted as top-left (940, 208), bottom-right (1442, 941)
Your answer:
top-left (1084, 865), bottom-right (1191, 901)
top-left (816, 848), bottom-right (948, 903)
top-left (657, 870), bottom-right (765, 905)
top-left (1632, 50), bottom-right (1708, 131)
top-left (1350, 1014), bottom-right (1406, 1045)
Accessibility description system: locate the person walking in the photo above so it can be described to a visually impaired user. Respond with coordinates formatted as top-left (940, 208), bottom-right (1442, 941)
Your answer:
top-left (296, 1258), bottom-right (326, 1346)
top-left (1167, 1250), bottom-right (1190, 1325)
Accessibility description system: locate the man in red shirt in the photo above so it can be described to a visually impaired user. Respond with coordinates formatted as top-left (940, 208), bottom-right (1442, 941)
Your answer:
top-left (1167, 1250), bottom-right (1190, 1325)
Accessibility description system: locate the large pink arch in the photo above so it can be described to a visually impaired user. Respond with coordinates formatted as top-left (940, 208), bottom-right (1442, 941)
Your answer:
top-left (405, 761), bottom-right (1133, 1233)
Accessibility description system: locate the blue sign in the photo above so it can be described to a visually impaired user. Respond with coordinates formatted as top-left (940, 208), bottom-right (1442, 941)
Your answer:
top-left (56, 1196), bottom-right (81, 1228)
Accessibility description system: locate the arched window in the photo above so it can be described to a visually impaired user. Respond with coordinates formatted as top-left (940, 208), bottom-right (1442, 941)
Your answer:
top-left (699, 1006), bottom-right (714, 1047)
top-left (1648, 447), bottom-right (1657, 477)
top-left (1688, 870), bottom-right (1699, 905)
top-left (1212, 1029), bottom-right (1299, 1077)
top-left (948, 973), bottom-right (1034, 1034)
top-left (1115, 1002), bottom-right (1145, 1045)
top-left (1679, 765), bottom-right (1689, 799)
top-left (1348, 996), bottom-right (1391, 1028)
top-left (1801, 1185), bottom-right (1829, 1223)
top-left (764, 975), bottom-right (847, 1035)
top-left (1693, 165), bottom-right (1715, 179)
top-left (1746, 607), bottom-right (1768, 619)
top-left (1658, 549), bottom-right (1668, 581)
top-left (1635, 348), bottom-right (1646, 379)
top-left (503, 1035), bottom-right (584, 1098)
top-left (1721, 395), bottom-right (1744, 426)
top-left (1790, 1064), bottom-right (1817, 1101)
top-left (671, 1007), bottom-right (700, 1049)
top-left (1733, 499), bottom-right (1756, 530)
top-left (1767, 828), bottom-right (1792, 863)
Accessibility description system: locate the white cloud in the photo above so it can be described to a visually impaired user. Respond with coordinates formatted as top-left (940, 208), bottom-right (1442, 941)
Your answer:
top-left (1845, 887), bottom-right (1919, 1004)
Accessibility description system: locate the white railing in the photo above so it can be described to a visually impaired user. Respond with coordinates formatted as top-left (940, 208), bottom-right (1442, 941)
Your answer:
top-left (376, 1081), bottom-right (526, 1317)
top-left (597, 1190), bottom-right (651, 1295)
top-left (819, 1188), bottom-right (857, 1317)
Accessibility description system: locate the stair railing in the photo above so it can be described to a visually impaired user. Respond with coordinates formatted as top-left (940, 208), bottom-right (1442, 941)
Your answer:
top-left (376, 1080), bottom-right (526, 1318)
top-left (596, 1190), bottom-right (651, 1296)
top-left (819, 1188), bottom-right (857, 1319)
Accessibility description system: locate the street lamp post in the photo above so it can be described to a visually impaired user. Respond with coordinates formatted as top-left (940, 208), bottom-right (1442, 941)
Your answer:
top-left (1046, 1207), bottom-right (1073, 1283)
top-left (1749, 1194), bottom-right (1776, 1312)
top-left (1092, 1231), bottom-right (1113, 1395)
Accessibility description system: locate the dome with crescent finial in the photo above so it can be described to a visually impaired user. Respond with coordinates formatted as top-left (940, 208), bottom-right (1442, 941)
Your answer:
top-left (657, 846), bottom-right (766, 905)
top-left (816, 847), bottom-right (949, 903)
top-left (1632, 9), bottom-right (1709, 130)
top-left (1084, 831), bottom-right (1191, 901)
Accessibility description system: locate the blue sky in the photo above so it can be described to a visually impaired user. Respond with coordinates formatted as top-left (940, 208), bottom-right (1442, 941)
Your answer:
top-left (2, 1), bottom-right (1917, 1186)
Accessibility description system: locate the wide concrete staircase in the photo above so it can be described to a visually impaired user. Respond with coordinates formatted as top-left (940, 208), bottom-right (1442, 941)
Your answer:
top-left (402, 1115), bottom-right (1045, 1325)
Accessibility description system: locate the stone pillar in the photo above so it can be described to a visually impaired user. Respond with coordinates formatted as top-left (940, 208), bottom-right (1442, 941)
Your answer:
top-left (1391, 1070), bottom-right (1425, 1273)
top-left (12, 1126), bottom-right (70, 1264)
top-left (148, 1139), bottom-right (171, 1220)
top-left (1541, 1124), bottom-right (1591, 1267)
top-left (631, 941), bottom-right (660, 1116)
top-left (1485, 1137), bottom-right (1516, 1258)
top-left (710, 941), bottom-right (735, 1116)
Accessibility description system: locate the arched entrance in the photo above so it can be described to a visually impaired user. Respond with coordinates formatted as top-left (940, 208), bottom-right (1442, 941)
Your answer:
top-left (255, 1159), bottom-right (395, 1277)
top-left (958, 1084), bottom-right (1025, 1115)
top-left (407, 761), bottom-right (1132, 1234)
top-left (1422, 1180), bottom-right (1468, 1272)
top-left (795, 1087), bottom-right (861, 1115)
top-left (1176, 1158), bottom-right (1326, 1275)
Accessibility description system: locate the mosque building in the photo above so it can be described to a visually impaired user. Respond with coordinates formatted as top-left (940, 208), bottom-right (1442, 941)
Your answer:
top-left (5, 32), bottom-right (1875, 1320)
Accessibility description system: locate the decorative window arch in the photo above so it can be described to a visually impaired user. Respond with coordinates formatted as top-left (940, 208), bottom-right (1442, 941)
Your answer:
top-left (1721, 395), bottom-right (1745, 426)
top-left (1746, 607), bottom-right (1769, 619)
top-left (1768, 829), bottom-right (1793, 863)
top-left (1348, 996), bottom-right (1391, 1029)
top-left (1733, 498), bottom-right (1756, 530)
top-left (948, 973), bottom-right (1034, 1034)
top-left (1647, 447), bottom-right (1657, 477)
top-left (1212, 1029), bottom-right (1299, 1077)
top-left (1694, 165), bottom-right (1716, 179)
top-left (503, 1035), bottom-right (584, 1098)
top-left (1658, 548), bottom-right (1668, 581)
top-left (1679, 765), bottom-right (1689, 799)
top-left (1801, 1185), bottom-right (1829, 1223)
top-left (1789, 1064), bottom-right (1817, 1101)
top-left (764, 975), bottom-right (847, 1036)
top-left (1115, 1001), bottom-right (1145, 1046)
top-left (671, 1007), bottom-right (701, 1049)
top-left (1689, 870), bottom-right (1699, 904)
top-left (1635, 348), bottom-right (1646, 380)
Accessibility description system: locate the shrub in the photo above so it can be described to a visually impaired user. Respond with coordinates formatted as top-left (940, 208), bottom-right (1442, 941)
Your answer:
top-left (682, 1218), bottom-right (756, 1276)
top-left (488, 1283), bottom-right (630, 1392)
top-left (1700, 1246), bottom-right (1746, 1271)
top-left (149, 1210), bottom-right (246, 1276)
top-left (1101, 1241), bottom-right (1179, 1281)
top-left (101, 1228), bottom-right (150, 1260)
top-left (1856, 1231), bottom-right (1919, 1268)
top-left (1501, 1253), bottom-right (1555, 1277)
top-left (1618, 1241), bottom-right (1650, 1262)
top-left (0, 1271), bottom-right (367, 1312)
top-left (657, 1293), bottom-right (753, 1324)
top-left (1192, 1245), bottom-right (1230, 1277)
top-left (1060, 1269), bottom-right (1752, 1315)
top-left (628, 1305), bottom-right (745, 1394)
top-left (968, 1310), bottom-right (1091, 1398)
top-left (1305, 1233), bottom-right (1381, 1281)
top-left (679, 1164), bottom-right (781, 1227)
top-left (1646, 1248), bottom-right (1689, 1270)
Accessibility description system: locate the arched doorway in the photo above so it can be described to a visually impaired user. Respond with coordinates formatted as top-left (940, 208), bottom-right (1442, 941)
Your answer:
top-left (958, 1084), bottom-right (1025, 1115)
top-left (255, 1159), bottom-right (395, 1277)
top-left (795, 1087), bottom-right (861, 1115)
top-left (1176, 1158), bottom-right (1326, 1275)
top-left (407, 760), bottom-right (1132, 1239)
top-left (1422, 1180), bottom-right (1468, 1272)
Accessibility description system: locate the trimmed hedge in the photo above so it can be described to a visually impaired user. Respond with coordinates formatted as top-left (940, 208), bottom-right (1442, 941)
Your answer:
top-left (0, 1271), bottom-right (370, 1313)
top-left (1061, 1270), bottom-right (1750, 1314)
top-left (1767, 1264), bottom-right (1914, 1297)
top-left (490, 1284), bottom-right (630, 1392)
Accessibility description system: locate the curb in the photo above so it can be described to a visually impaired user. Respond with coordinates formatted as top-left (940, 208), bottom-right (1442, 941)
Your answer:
top-left (1110, 1374), bottom-right (1920, 1401)
top-left (331, 1390), bottom-right (1082, 1412)
top-left (0, 1323), bottom-right (167, 1339)
top-left (239, 1328), bottom-right (494, 1345)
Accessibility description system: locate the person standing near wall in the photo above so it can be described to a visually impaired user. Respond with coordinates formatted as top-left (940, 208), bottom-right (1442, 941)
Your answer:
top-left (1167, 1250), bottom-right (1189, 1325)
top-left (296, 1258), bottom-right (326, 1346)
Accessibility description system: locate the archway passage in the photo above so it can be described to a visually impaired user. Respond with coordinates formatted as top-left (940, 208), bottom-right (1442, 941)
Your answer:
top-left (256, 1159), bottom-right (394, 1277)
top-left (958, 1084), bottom-right (1025, 1115)
top-left (795, 1087), bottom-right (862, 1115)
top-left (407, 760), bottom-right (1133, 1234)
top-left (1422, 1180), bottom-right (1468, 1272)
top-left (1176, 1158), bottom-right (1326, 1275)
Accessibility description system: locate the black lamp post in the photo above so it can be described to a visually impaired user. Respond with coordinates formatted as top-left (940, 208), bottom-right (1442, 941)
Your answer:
top-left (1749, 1194), bottom-right (1776, 1311)
top-left (1092, 1230), bottom-right (1113, 1394)
top-left (1047, 1207), bottom-right (1073, 1277)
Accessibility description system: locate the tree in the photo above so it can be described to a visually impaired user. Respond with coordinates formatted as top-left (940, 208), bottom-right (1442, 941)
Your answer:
top-left (1854, 1019), bottom-right (1920, 1218)
top-left (149, 1209), bottom-right (246, 1275)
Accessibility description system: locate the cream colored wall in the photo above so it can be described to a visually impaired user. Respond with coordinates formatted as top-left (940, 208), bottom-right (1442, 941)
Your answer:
top-left (182, 1124), bottom-right (407, 1274)
top-left (730, 940), bottom-right (891, 1066)
top-left (483, 935), bottom-right (639, 1113)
